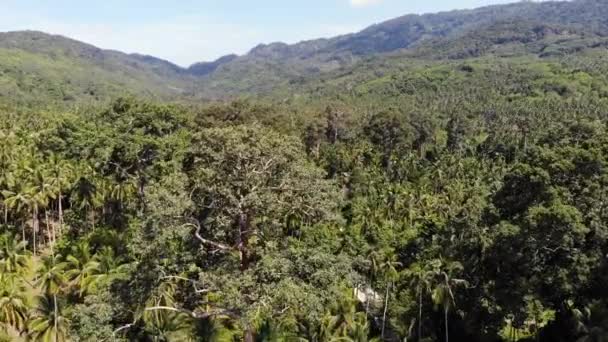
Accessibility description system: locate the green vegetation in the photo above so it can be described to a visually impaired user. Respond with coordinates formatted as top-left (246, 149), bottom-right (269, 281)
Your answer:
top-left (1, 0), bottom-right (608, 341)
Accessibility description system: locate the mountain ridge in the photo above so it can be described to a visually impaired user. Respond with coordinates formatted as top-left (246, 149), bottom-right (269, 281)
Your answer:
top-left (0, 0), bottom-right (606, 103)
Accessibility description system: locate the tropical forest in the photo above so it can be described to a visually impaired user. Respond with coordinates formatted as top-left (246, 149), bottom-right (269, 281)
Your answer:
top-left (1, 0), bottom-right (608, 341)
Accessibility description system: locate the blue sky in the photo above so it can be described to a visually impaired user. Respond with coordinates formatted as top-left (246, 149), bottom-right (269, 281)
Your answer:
top-left (1, 0), bottom-right (516, 66)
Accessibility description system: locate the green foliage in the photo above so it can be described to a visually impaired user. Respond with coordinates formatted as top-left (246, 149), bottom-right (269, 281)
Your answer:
top-left (2, 2), bottom-right (608, 340)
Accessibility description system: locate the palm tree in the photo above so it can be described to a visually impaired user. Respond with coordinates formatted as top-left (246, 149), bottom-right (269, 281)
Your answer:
top-left (365, 249), bottom-right (382, 313)
top-left (71, 173), bottom-right (102, 230)
top-left (0, 233), bottom-right (30, 275)
top-left (319, 289), bottom-right (379, 342)
top-left (45, 154), bottom-right (73, 241)
top-left (26, 166), bottom-right (56, 256)
top-left (27, 294), bottom-right (69, 342)
top-left (0, 171), bottom-right (13, 226)
top-left (143, 280), bottom-right (193, 341)
top-left (36, 256), bottom-right (67, 296)
top-left (405, 262), bottom-right (432, 342)
top-left (428, 259), bottom-right (467, 342)
top-left (109, 178), bottom-right (137, 210)
top-left (35, 257), bottom-right (67, 342)
top-left (62, 241), bottom-right (101, 297)
top-left (0, 131), bottom-right (17, 226)
top-left (2, 184), bottom-right (33, 252)
top-left (4, 157), bottom-right (56, 256)
top-left (379, 253), bottom-right (401, 339)
top-left (571, 300), bottom-right (608, 342)
top-left (94, 246), bottom-right (128, 285)
top-left (0, 274), bottom-right (30, 334)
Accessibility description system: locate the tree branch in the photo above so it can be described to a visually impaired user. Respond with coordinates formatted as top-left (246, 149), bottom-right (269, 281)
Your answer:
top-left (145, 306), bottom-right (238, 319)
top-left (181, 221), bottom-right (232, 252)
top-left (145, 306), bottom-right (197, 317)
top-left (160, 275), bottom-right (215, 294)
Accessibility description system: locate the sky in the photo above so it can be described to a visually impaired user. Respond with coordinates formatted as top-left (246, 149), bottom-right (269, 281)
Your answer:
top-left (0, 0), bottom-right (517, 67)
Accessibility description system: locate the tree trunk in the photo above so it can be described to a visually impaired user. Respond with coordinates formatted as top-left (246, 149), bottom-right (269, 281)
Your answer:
top-left (238, 212), bottom-right (251, 272)
top-left (22, 224), bottom-right (26, 252)
top-left (138, 177), bottom-right (147, 214)
top-left (244, 327), bottom-right (254, 342)
top-left (33, 204), bottom-right (38, 256)
top-left (58, 192), bottom-right (63, 233)
top-left (54, 293), bottom-right (58, 342)
top-left (365, 287), bottom-right (370, 313)
top-left (91, 208), bottom-right (95, 231)
top-left (46, 210), bottom-right (54, 255)
top-left (418, 286), bottom-right (423, 341)
top-left (445, 306), bottom-right (449, 342)
top-left (382, 282), bottom-right (391, 338)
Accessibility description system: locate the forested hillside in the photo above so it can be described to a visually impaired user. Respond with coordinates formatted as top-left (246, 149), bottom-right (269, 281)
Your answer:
top-left (1, 0), bottom-right (608, 341)
top-left (2, 0), bottom-right (608, 103)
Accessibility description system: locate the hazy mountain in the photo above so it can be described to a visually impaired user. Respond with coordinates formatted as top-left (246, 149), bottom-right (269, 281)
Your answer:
top-left (195, 0), bottom-right (608, 96)
top-left (0, 31), bottom-right (197, 106)
top-left (0, 0), bottom-right (606, 104)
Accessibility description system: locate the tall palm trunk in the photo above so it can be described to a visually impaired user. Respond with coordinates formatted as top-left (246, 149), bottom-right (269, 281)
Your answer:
top-left (382, 282), bottom-right (391, 338)
top-left (445, 306), bottom-right (449, 342)
top-left (244, 327), bottom-right (254, 342)
top-left (58, 191), bottom-right (63, 234)
top-left (22, 222), bottom-right (26, 252)
top-left (33, 204), bottom-right (38, 256)
top-left (54, 293), bottom-right (58, 342)
top-left (45, 210), bottom-right (54, 255)
top-left (365, 288), bottom-right (370, 313)
top-left (418, 286), bottom-right (423, 341)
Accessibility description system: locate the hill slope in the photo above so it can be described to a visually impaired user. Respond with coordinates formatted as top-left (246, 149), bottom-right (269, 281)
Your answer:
top-left (0, 31), bottom-right (197, 106)
top-left (195, 0), bottom-right (608, 97)
top-left (1, 0), bottom-right (607, 104)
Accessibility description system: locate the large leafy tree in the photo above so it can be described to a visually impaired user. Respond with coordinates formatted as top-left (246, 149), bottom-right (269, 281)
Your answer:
top-left (182, 124), bottom-right (344, 338)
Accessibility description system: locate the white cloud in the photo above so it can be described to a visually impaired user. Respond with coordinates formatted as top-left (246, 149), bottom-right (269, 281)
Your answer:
top-left (350, 0), bottom-right (383, 8)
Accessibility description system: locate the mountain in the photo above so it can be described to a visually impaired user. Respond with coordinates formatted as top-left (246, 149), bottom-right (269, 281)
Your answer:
top-left (0, 31), bottom-right (197, 106)
top-left (195, 0), bottom-right (608, 96)
top-left (0, 0), bottom-right (607, 104)
top-left (187, 54), bottom-right (239, 77)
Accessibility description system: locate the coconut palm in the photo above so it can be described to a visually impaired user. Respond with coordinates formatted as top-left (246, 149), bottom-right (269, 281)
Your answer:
top-left (405, 262), bottom-right (432, 341)
top-left (70, 173), bottom-right (102, 230)
top-left (36, 257), bottom-right (67, 296)
top-left (0, 233), bottom-right (30, 275)
top-left (0, 172), bottom-right (13, 226)
top-left (34, 257), bottom-right (68, 342)
top-left (379, 252), bottom-right (401, 339)
top-left (365, 249), bottom-right (382, 312)
top-left (0, 274), bottom-right (30, 333)
top-left (45, 154), bottom-right (74, 240)
top-left (143, 280), bottom-right (193, 341)
top-left (2, 183), bottom-right (34, 252)
top-left (62, 241), bottom-right (101, 297)
top-left (317, 290), bottom-right (379, 342)
top-left (428, 259), bottom-right (467, 342)
top-left (571, 300), bottom-right (608, 342)
top-left (26, 166), bottom-right (56, 255)
top-left (27, 294), bottom-right (69, 342)
top-left (0, 131), bottom-right (17, 226)
top-left (94, 246), bottom-right (129, 285)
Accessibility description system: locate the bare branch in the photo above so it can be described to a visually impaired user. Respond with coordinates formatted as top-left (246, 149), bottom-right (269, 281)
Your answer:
top-left (109, 321), bottom-right (136, 341)
top-left (145, 306), bottom-right (238, 319)
top-left (160, 275), bottom-right (215, 294)
top-left (181, 221), bottom-right (232, 252)
top-left (145, 306), bottom-right (197, 318)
